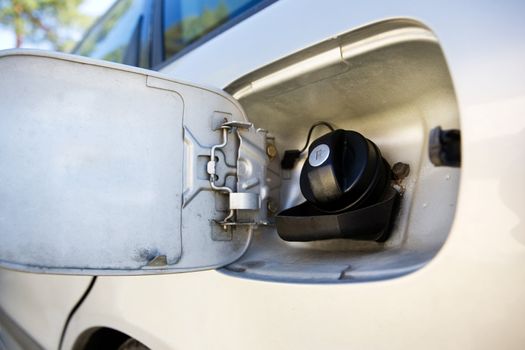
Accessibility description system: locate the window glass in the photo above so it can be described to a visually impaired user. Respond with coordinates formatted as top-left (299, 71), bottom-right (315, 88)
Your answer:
top-left (163, 0), bottom-right (266, 60)
top-left (75, 0), bottom-right (145, 64)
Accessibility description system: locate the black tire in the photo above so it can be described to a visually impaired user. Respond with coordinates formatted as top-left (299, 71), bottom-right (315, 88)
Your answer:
top-left (117, 338), bottom-right (150, 350)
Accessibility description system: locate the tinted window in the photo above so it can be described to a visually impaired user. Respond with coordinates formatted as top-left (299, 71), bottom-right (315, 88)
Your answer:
top-left (163, 0), bottom-right (266, 61)
top-left (75, 0), bottom-right (146, 65)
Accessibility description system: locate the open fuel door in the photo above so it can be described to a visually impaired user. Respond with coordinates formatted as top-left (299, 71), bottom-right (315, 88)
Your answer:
top-left (0, 50), bottom-right (271, 275)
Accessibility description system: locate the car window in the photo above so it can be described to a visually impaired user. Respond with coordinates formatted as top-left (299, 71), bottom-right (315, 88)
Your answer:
top-left (163, 0), bottom-right (267, 62)
top-left (75, 0), bottom-right (146, 65)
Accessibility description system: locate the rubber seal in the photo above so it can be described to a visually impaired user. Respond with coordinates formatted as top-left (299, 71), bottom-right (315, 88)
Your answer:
top-left (276, 187), bottom-right (399, 242)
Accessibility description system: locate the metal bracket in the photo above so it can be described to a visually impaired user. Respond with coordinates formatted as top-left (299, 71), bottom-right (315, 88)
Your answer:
top-left (207, 121), bottom-right (269, 229)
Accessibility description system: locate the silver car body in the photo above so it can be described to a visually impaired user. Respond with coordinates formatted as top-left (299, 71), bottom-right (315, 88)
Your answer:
top-left (1, 0), bottom-right (524, 349)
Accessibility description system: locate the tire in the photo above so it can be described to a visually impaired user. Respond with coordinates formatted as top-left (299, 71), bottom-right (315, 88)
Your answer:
top-left (117, 338), bottom-right (150, 350)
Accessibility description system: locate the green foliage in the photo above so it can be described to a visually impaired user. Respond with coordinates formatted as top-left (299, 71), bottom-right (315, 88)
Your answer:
top-left (0, 0), bottom-right (91, 51)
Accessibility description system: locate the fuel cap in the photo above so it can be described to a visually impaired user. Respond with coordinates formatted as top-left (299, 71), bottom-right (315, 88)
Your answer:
top-left (300, 129), bottom-right (390, 213)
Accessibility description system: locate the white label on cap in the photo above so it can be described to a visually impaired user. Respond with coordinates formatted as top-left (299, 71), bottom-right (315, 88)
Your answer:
top-left (308, 144), bottom-right (330, 167)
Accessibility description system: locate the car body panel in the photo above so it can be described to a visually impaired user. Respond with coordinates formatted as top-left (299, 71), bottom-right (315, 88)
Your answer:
top-left (62, 1), bottom-right (525, 349)
top-left (0, 271), bottom-right (91, 350)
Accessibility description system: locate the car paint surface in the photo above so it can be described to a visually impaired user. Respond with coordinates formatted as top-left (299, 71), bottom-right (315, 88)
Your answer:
top-left (1, 0), bottom-right (525, 349)
top-left (0, 271), bottom-right (91, 349)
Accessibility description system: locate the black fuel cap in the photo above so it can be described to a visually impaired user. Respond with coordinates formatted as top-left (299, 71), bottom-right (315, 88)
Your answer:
top-left (300, 129), bottom-right (390, 213)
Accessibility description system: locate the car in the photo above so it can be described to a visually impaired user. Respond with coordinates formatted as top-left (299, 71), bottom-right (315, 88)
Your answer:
top-left (1, 0), bottom-right (524, 349)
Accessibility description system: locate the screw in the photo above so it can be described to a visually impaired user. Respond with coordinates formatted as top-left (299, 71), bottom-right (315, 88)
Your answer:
top-left (266, 143), bottom-right (277, 159)
top-left (267, 199), bottom-right (279, 214)
top-left (392, 162), bottom-right (410, 180)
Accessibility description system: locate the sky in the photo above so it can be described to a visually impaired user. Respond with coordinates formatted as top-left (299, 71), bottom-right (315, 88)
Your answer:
top-left (0, 0), bottom-right (114, 50)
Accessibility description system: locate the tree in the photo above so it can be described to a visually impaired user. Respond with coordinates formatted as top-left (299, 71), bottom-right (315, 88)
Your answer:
top-left (0, 0), bottom-right (91, 51)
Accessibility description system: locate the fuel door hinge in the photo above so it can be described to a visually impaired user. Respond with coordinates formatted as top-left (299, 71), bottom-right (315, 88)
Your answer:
top-left (206, 121), bottom-right (271, 229)
top-left (184, 120), bottom-right (270, 230)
